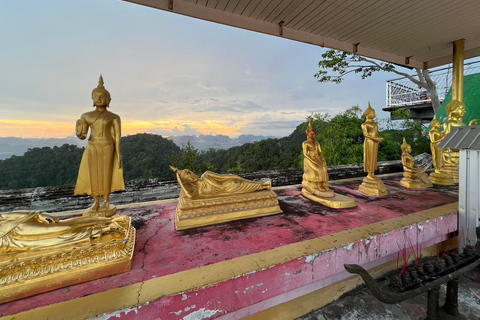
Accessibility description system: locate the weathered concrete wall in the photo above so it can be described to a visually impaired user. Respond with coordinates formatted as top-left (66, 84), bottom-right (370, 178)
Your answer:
top-left (0, 160), bottom-right (405, 213)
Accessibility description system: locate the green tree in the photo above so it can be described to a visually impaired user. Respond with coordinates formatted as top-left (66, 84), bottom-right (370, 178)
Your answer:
top-left (315, 50), bottom-right (441, 113)
top-left (170, 141), bottom-right (213, 174)
top-left (121, 133), bottom-right (181, 180)
top-left (307, 106), bottom-right (365, 166)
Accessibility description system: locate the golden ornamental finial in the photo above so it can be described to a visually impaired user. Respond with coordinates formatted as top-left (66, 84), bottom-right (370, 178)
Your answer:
top-left (430, 114), bottom-right (441, 128)
top-left (401, 137), bottom-right (410, 153)
top-left (365, 102), bottom-right (375, 117)
top-left (306, 121), bottom-right (315, 134)
top-left (98, 74), bottom-right (104, 89)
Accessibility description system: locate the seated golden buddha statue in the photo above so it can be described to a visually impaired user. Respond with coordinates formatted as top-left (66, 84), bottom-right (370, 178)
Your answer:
top-left (170, 166), bottom-right (282, 230)
top-left (439, 101), bottom-right (477, 183)
top-left (302, 122), bottom-right (334, 198)
top-left (0, 210), bottom-right (135, 303)
top-left (300, 123), bottom-right (355, 209)
top-left (399, 138), bottom-right (432, 189)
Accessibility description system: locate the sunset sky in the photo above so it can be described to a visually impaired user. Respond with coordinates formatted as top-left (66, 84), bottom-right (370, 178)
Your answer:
top-left (2, 0), bottom-right (419, 139)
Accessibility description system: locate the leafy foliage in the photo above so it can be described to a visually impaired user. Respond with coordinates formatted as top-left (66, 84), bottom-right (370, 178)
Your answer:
top-left (314, 49), bottom-right (441, 113)
top-left (121, 133), bottom-right (181, 180)
top-left (307, 106), bottom-right (365, 165)
top-left (315, 50), bottom-right (394, 84)
top-left (170, 141), bottom-right (213, 175)
top-left (0, 144), bottom-right (84, 189)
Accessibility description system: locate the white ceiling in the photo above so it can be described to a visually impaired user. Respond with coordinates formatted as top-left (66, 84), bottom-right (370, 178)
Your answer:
top-left (124, 0), bottom-right (480, 69)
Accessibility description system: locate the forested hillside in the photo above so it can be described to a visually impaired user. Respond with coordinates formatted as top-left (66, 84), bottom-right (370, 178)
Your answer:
top-left (0, 134), bottom-right (181, 190)
top-left (0, 107), bottom-right (430, 190)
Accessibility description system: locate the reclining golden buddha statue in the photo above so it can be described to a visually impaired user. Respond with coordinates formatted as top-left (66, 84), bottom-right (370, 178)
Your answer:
top-left (170, 166), bottom-right (282, 230)
top-left (0, 210), bottom-right (135, 303)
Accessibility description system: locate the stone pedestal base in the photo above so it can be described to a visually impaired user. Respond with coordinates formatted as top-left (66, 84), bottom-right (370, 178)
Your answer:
top-left (358, 176), bottom-right (389, 196)
top-left (301, 189), bottom-right (356, 209)
top-left (400, 177), bottom-right (433, 189)
top-left (442, 166), bottom-right (459, 183)
top-left (83, 205), bottom-right (118, 217)
top-left (175, 190), bottom-right (282, 230)
top-left (0, 215), bottom-right (135, 304)
top-left (430, 171), bottom-right (455, 186)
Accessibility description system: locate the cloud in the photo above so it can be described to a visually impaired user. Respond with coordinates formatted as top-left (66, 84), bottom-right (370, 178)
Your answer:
top-left (147, 124), bottom-right (204, 137)
top-left (190, 99), bottom-right (270, 113)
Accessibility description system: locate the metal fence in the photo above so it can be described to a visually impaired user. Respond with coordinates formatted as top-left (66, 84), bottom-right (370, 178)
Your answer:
top-left (386, 61), bottom-right (480, 108)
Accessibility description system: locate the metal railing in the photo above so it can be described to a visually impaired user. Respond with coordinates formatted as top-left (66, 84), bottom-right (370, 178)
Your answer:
top-left (386, 61), bottom-right (480, 109)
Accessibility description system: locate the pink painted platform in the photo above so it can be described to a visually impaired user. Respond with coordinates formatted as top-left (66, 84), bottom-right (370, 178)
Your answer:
top-left (0, 175), bottom-right (459, 320)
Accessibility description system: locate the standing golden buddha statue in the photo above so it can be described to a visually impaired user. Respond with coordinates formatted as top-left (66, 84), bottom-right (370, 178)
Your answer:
top-left (358, 103), bottom-right (388, 196)
top-left (428, 116), bottom-right (454, 185)
top-left (301, 123), bottom-right (356, 208)
top-left (74, 75), bottom-right (125, 217)
top-left (400, 138), bottom-right (432, 189)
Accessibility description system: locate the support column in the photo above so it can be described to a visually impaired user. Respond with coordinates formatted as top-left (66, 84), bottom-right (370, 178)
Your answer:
top-left (443, 278), bottom-right (459, 316)
top-left (426, 286), bottom-right (440, 320)
top-left (452, 39), bottom-right (465, 103)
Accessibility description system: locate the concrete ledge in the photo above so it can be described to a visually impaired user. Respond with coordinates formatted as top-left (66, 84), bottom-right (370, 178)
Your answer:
top-left (0, 174), bottom-right (458, 320)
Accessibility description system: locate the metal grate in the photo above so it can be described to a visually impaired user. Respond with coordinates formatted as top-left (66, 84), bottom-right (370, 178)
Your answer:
top-left (386, 61), bottom-right (480, 109)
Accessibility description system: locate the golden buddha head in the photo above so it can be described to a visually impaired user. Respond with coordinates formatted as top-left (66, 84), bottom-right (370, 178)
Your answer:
top-left (446, 100), bottom-right (466, 118)
top-left (401, 137), bottom-right (411, 154)
top-left (306, 122), bottom-right (316, 140)
top-left (170, 166), bottom-right (199, 183)
top-left (92, 75), bottom-right (111, 107)
top-left (430, 115), bottom-right (441, 129)
top-left (365, 102), bottom-right (375, 119)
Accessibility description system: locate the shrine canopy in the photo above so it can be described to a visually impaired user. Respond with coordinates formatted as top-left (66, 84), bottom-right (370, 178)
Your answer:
top-left (123, 0), bottom-right (480, 69)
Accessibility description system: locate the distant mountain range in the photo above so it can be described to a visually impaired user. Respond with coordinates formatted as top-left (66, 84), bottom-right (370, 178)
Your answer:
top-left (168, 134), bottom-right (277, 151)
top-left (0, 134), bottom-right (275, 160)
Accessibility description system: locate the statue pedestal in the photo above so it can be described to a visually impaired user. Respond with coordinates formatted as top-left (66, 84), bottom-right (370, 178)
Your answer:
top-left (0, 215), bottom-right (135, 304)
top-left (175, 190), bottom-right (282, 230)
top-left (442, 165), bottom-right (459, 183)
top-left (430, 171), bottom-right (455, 186)
top-left (301, 188), bottom-right (356, 209)
top-left (400, 174), bottom-right (433, 189)
top-left (83, 205), bottom-right (117, 217)
top-left (358, 176), bottom-right (389, 196)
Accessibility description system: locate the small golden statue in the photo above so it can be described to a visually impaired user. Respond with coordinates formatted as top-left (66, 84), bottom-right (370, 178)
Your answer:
top-left (170, 167), bottom-right (282, 230)
top-left (74, 75), bottom-right (125, 217)
top-left (0, 210), bottom-right (135, 303)
top-left (428, 116), bottom-right (454, 185)
top-left (358, 103), bottom-right (389, 196)
top-left (301, 123), bottom-right (356, 208)
top-left (399, 138), bottom-right (433, 189)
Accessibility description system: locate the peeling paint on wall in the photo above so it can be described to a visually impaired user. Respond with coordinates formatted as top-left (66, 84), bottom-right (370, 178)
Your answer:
top-left (91, 307), bottom-right (138, 319)
top-left (182, 308), bottom-right (221, 320)
top-left (345, 243), bottom-right (355, 252)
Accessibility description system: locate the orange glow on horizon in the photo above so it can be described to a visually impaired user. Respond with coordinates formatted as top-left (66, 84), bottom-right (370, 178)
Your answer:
top-left (0, 119), bottom-right (242, 138)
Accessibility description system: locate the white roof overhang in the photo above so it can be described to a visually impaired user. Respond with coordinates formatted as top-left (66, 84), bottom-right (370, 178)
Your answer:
top-left (123, 0), bottom-right (480, 69)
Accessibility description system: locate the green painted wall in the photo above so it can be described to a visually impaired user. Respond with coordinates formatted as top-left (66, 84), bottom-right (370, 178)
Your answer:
top-left (434, 73), bottom-right (480, 126)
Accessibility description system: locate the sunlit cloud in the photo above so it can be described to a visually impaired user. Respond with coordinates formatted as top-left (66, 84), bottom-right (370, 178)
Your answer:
top-left (0, 119), bottom-right (75, 138)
